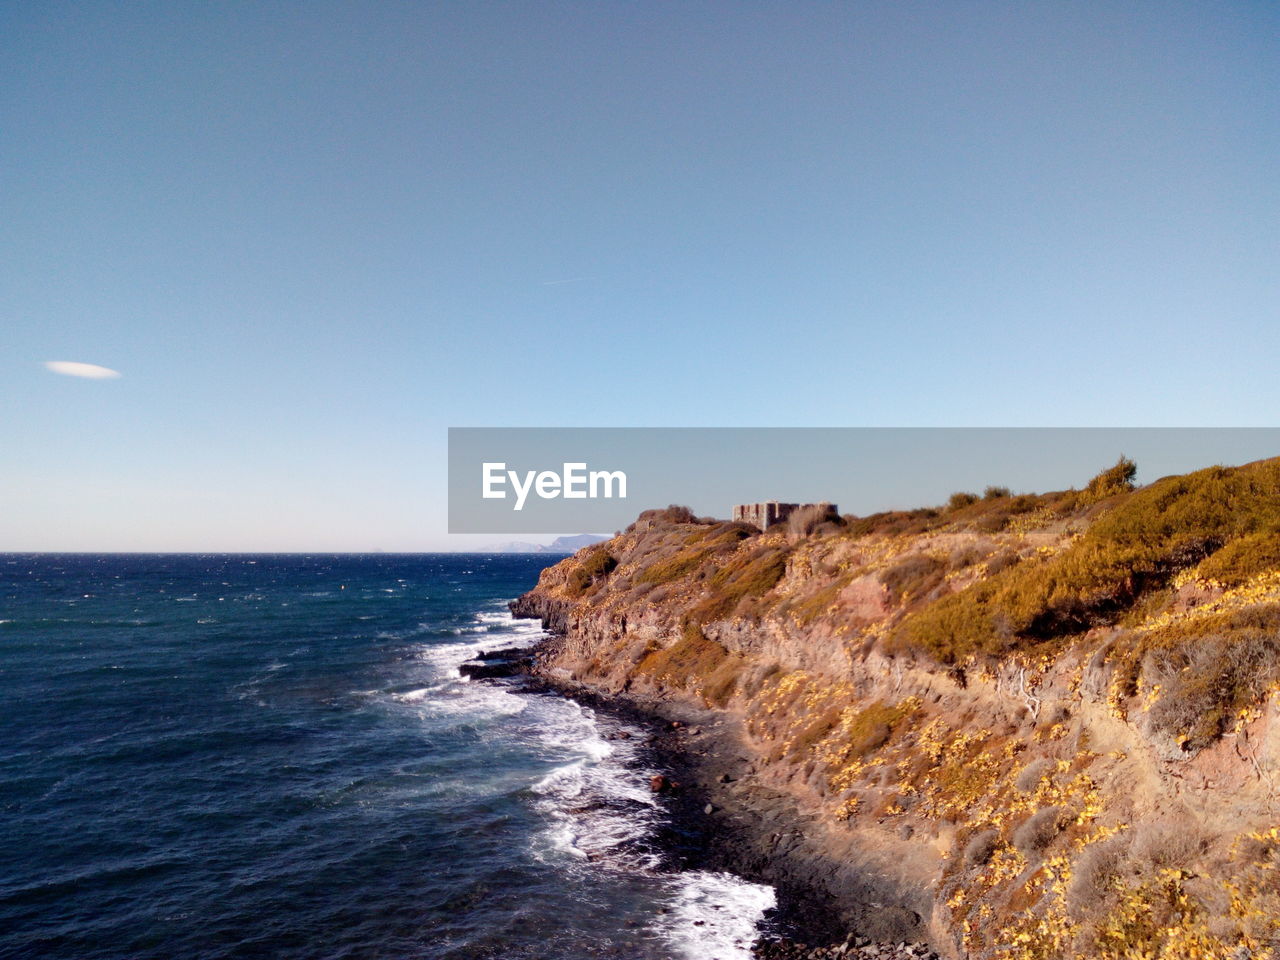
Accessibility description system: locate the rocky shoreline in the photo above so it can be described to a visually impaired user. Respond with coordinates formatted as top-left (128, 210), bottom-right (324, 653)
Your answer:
top-left (463, 642), bottom-right (941, 960)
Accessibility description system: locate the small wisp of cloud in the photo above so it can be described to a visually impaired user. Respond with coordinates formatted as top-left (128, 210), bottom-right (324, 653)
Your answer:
top-left (44, 361), bottom-right (122, 379)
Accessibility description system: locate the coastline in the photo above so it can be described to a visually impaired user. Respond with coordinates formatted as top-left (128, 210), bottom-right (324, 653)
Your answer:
top-left (483, 636), bottom-right (941, 960)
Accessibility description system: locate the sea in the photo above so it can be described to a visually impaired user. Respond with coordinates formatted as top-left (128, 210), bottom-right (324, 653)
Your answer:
top-left (0, 554), bottom-right (776, 960)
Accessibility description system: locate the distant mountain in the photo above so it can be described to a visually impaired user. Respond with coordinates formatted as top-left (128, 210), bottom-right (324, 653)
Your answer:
top-left (546, 533), bottom-right (609, 552)
top-left (479, 534), bottom-right (608, 554)
top-left (480, 541), bottom-right (550, 554)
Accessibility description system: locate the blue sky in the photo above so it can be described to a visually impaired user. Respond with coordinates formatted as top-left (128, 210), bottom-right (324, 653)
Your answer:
top-left (2, 1), bottom-right (1277, 550)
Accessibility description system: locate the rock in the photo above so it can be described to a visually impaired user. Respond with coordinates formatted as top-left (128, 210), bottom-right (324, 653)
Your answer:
top-left (718, 772), bottom-right (733, 783)
top-left (704, 803), bottom-right (716, 815)
top-left (458, 656), bottom-right (532, 679)
top-left (649, 774), bottom-right (680, 793)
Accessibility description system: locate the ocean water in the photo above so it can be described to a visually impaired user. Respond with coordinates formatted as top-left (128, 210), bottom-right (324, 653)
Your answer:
top-left (0, 554), bottom-right (774, 960)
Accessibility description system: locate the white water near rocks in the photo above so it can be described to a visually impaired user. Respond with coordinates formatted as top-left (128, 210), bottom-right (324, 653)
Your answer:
top-left (432, 604), bottom-right (778, 959)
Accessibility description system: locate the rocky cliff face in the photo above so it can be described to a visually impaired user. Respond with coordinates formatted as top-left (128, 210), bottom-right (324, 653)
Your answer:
top-left (513, 461), bottom-right (1280, 960)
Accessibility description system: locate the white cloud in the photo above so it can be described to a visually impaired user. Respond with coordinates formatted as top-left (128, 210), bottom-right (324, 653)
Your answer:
top-left (44, 360), bottom-right (122, 379)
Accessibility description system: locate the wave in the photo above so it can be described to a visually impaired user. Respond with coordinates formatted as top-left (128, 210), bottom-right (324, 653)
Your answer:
top-left (372, 608), bottom-right (551, 732)
top-left (657, 870), bottom-right (777, 960)
top-left (380, 593), bottom-right (779, 958)
top-left (527, 699), bottom-right (664, 873)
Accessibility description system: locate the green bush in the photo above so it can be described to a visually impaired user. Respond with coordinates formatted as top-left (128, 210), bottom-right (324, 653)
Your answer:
top-left (846, 508), bottom-right (942, 539)
top-left (689, 545), bottom-right (790, 623)
top-left (824, 699), bottom-right (919, 771)
top-left (636, 621), bottom-right (741, 704)
top-left (1195, 528), bottom-right (1280, 586)
top-left (891, 458), bottom-right (1280, 662)
top-left (636, 547), bottom-right (714, 586)
top-left (565, 550), bottom-right (619, 597)
top-left (1080, 455), bottom-right (1137, 504)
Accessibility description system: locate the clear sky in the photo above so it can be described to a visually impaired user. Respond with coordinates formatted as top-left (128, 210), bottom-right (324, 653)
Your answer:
top-left (2, 1), bottom-right (1277, 550)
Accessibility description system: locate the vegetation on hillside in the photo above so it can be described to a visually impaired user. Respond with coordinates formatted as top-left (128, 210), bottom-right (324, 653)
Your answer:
top-left (521, 455), bottom-right (1280, 960)
top-left (890, 457), bottom-right (1280, 662)
top-left (533, 455), bottom-right (1280, 764)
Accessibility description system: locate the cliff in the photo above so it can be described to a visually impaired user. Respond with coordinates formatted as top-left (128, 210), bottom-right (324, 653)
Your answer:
top-left (512, 459), bottom-right (1280, 960)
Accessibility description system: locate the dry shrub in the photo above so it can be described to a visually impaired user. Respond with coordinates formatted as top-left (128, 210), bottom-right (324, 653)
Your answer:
top-left (846, 508), bottom-right (942, 539)
top-left (1236, 831), bottom-right (1280, 865)
top-left (785, 574), bottom-right (851, 626)
top-left (786, 503), bottom-right (840, 541)
top-left (880, 553), bottom-right (947, 606)
top-left (985, 548), bottom-right (1021, 577)
top-left (1131, 820), bottom-right (1208, 869)
top-left (1015, 757), bottom-right (1055, 793)
top-left (633, 505), bottom-right (697, 525)
top-left (963, 828), bottom-right (1000, 867)
top-left (1145, 627), bottom-right (1280, 751)
top-left (949, 544), bottom-right (986, 569)
top-left (1066, 834), bottom-right (1131, 919)
top-left (1013, 805), bottom-right (1068, 856)
top-left (739, 661), bottom-right (783, 699)
top-left (702, 655), bottom-right (745, 707)
top-left (1041, 703), bottom-right (1071, 728)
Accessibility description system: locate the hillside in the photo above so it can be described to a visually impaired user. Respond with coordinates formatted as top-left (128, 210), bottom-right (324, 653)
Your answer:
top-left (512, 457), bottom-right (1280, 960)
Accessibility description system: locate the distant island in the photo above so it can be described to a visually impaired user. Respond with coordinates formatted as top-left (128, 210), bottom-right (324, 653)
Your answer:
top-left (479, 533), bottom-right (608, 554)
